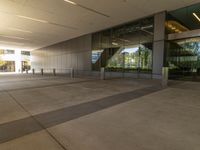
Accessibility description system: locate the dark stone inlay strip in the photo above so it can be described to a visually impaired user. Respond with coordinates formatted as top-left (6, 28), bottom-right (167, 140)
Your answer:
top-left (0, 86), bottom-right (161, 144)
top-left (0, 118), bottom-right (42, 143)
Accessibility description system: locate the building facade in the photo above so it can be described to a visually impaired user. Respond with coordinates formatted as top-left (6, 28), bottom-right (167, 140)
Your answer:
top-left (31, 3), bottom-right (200, 81)
top-left (0, 49), bottom-right (31, 73)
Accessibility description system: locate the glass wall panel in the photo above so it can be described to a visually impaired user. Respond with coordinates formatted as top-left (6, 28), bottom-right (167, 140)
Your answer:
top-left (22, 61), bottom-right (31, 71)
top-left (92, 17), bottom-right (154, 73)
top-left (166, 3), bottom-right (200, 81)
top-left (166, 37), bottom-right (200, 80)
top-left (21, 51), bottom-right (31, 71)
top-left (0, 61), bottom-right (15, 72)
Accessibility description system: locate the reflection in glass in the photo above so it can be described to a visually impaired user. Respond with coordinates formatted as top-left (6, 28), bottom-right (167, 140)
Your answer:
top-left (0, 61), bottom-right (15, 72)
top-left (92, 50), bottom-right (104, 64)
top-left (166, 3), bottom-right (200, 34)
top-left (107, 45), bottom-right (152, 72)
top-left (166, 37), bottom-right (200, 80)
top-left (92, 17), bottom-right (154, 73)
top-left (22, 61), bottom-right (31, 71)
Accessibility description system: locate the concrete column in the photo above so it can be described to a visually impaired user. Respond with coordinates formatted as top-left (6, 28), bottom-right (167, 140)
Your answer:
top-left (15, 50), bottom-right (22, 73)
top-left (153, 12), bottom-right (166, 79)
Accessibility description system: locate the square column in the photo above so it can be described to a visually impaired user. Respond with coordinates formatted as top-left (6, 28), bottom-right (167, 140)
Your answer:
top-left (15, 50), bottom-right (22, 73)
top-left (153, 12), bottom-right (166, 79)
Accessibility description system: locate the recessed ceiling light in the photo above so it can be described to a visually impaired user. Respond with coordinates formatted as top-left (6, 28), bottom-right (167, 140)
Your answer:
top-left (168, 24), bottom-right (173, 28)
top-left (193, 13), bottom-right (200, 22)
top-left (15, 15), bottom-right (76, 30)
top-left (8, 28), bottom-right (32, 33)
top-left (64, 0), bottom-right (109, 18)
top-left (64, 0), bottom-right (77, 5)
top-left (16, 15), bottom-right (48, 23)
top-left (0, 41), bottom-right (24, 45)
top-left (0, 35), bottom-right (29, 40)
top-left (112, 42), bottom-right (119, 46)
top-left (171, 26), bottom-right (176, 30)
top-left (175, 29), bottom-right (180, 32)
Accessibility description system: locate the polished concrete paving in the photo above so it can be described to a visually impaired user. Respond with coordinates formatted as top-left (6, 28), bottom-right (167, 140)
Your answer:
top-left (0, 74), bottom-right (200, 150)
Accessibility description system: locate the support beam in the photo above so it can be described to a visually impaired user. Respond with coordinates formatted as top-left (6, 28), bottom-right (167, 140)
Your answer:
top-left (168, 29), bottom-right (200, 40)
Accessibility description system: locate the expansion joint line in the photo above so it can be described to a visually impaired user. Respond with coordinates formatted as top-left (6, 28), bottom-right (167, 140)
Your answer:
top-left (5, 90), bottom-right (68, 150)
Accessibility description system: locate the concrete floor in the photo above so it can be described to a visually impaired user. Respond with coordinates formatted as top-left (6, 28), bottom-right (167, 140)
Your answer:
top-left (0, 74), bottom-right (200, 150)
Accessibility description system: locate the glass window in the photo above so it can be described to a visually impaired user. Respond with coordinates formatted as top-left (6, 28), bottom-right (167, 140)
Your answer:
top-left (22, 61), bottom-right (31, 71)
top-left (0, 50), bottom-right (4, 55)
top-left (92, 50), bottom-right (103, 64)
top-left (5, 50), bottom-right (15, 54)
top-left (92, 17), bottom-right (154, 73)
top-left (0, 61), bottom-right (15, 72)
top-left (21, 51), bottom-right (30, 56)
top-left (166, 37), bottom-right (200, 80)
top-left (0, 50), bottom-right (15, 54)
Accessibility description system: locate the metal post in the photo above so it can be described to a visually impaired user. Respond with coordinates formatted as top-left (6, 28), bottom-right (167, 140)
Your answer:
top-left (123, 52), bottom-right (125, 78)
top-left (32, 69), bottom-right (35, 75)
top-left (137, 68), bottom-right (140, 79)
top-left (53, 68), bottom-right (56, 76)
top-left (41, 69), bottom-right (44, 76)
top-left (162, 67), bottom-right (168, 87)
top-left (70, 68), bottom-right (74, 78)
top-left (101, 67), bottom-right (105, 80)
top-left (26, 69), bottom-right (28, 74)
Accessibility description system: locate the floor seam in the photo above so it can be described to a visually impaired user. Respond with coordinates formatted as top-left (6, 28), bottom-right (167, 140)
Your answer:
top-left (0, 79), bottom-right (95, 92)
top-left (5, 91), bottom-right (68, 150)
